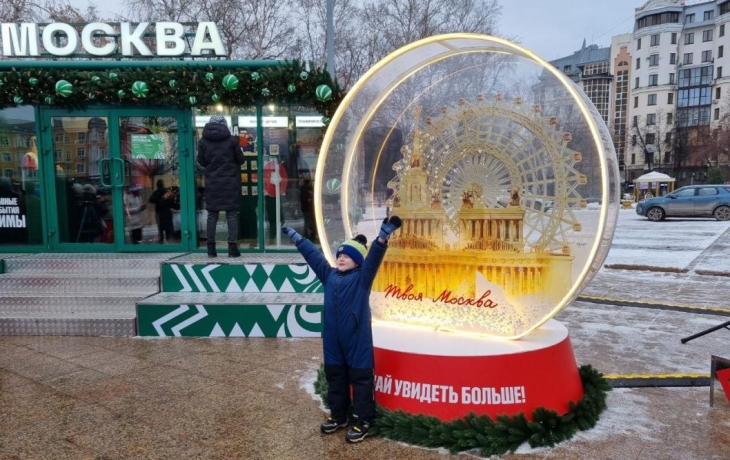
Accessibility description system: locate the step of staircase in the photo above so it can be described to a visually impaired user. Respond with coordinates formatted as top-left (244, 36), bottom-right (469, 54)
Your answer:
top-left (0, 273), bottom-right (159, 294)
top-left (0, 253), bottom-right (184, 337)
top-left (136, 292), bottom-right (324, 338)
top-left (160, 252), bottom-right (322, 294)
top-left (3, 253), bottom-right (182, 274)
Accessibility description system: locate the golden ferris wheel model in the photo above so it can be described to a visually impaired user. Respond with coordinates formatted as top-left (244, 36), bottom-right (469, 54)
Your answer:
top-left (388, 97), bottom-right (586, 256)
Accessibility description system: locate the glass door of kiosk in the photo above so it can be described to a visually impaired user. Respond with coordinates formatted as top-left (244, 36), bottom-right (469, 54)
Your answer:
top-left (41, 108), bottom-right (195, 251)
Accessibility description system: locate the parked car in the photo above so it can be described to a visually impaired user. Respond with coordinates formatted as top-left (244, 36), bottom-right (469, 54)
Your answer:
top-left (635, 185), bottom-right (730, 221)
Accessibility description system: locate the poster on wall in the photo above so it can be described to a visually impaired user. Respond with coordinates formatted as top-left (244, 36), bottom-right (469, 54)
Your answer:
top-left (0, 181), bottom-right (26, 244)
top-left (265, 128), bottom-right (288, 160)
top-left (0, 192), bottom-right (26, 229)
top-left (130, 134), bottom-right (166, 160)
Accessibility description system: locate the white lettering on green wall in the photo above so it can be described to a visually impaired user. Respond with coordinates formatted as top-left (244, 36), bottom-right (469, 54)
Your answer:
top-left (0, 22), bottom-right (225, 57)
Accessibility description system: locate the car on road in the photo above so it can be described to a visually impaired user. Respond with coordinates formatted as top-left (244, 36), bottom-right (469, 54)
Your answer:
top-left (635, 185), bottom-right (730, 221)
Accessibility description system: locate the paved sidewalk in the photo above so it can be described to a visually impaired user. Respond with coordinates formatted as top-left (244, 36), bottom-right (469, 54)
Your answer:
top-left (2, 224), bottom-right (730, 459)
top-left (1, 300), bottom-right (729, 460)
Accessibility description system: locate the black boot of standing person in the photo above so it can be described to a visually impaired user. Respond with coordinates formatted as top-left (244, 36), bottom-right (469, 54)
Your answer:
top-left (207, 242), bottom-right (217, 258)
top-left (228, 243), bottom-right (240, 258)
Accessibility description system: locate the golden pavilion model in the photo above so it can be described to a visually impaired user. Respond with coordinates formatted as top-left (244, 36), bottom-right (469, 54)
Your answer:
top-left (372, 105), bottom-right (575, 301)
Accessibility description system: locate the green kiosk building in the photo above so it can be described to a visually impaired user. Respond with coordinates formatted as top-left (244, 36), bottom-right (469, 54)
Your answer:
top-left (0, 21), bottom-right (337, 336)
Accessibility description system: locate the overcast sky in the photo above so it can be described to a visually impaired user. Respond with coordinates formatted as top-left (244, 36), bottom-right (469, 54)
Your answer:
top-left (71, 0), bottom-right (650, 62)
top-left (498, 0), bottom-right (641, 62)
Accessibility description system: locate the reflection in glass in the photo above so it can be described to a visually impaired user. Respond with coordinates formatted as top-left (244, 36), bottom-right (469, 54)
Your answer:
top-left (52, 116), bottom-right (113, 244)
top-left (262, 106), bottom-right (323, 249)
top-left (119, 116), bottom-right (181, 245)
top-left (0, 106), bottom-right (42, 245)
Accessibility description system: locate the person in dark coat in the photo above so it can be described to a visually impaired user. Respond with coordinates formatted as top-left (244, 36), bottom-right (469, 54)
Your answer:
top-left (282, 215), bottom-right (402, 443)
top-left (299, 178), bottom-right (314, 240)
top-left (149, 180), bottom-right (178, 244)
top-left (196, 115), bottom-right (245, 257)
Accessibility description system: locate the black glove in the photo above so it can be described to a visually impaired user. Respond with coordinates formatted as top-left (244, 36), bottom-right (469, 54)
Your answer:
top-left (281, 225), bottom-right (302, 243)
top-left (378, 215), bottom-right (402, 240)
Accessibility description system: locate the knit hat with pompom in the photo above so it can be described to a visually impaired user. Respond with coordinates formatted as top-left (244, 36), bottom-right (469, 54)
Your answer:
top-left (336, 235), bottom-right (368, 266)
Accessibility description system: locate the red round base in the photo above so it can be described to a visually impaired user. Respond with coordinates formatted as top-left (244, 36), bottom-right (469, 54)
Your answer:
top-left (373, 320), bottom-right (583, 421)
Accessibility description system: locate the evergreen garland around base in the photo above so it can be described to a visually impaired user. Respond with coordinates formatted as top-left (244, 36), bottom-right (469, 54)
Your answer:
top-left (314, 364), bottom-right (610, 457)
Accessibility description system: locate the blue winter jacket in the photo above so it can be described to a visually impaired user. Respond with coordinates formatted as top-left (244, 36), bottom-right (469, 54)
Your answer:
top-left (296, 237), bottom-right (388, 369)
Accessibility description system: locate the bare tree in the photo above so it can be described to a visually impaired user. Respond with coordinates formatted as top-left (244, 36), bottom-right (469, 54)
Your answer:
top-left (123, 0), bottom-right (297, 59)
top-left (240, 0), bottom-right (298, 59)
top-left (294, 0), bottom-right (502, 89)
top-left (294, 0), bottom-right (366, 88)
top-left (670, 119), bottom-right (715, 184)
top-left (631, 110), bottom-right (673, 174)
top-left (0, 0), bottom-right (38, 23)
top-left (123, 0), bottom-right (201, 22)
top-left (0, 0), bottom-right (102, 24)
top-left (361, 0), bottom-right (500, 62)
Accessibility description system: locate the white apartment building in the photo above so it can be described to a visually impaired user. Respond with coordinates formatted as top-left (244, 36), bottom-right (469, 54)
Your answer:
top-left (630, 0), bottom-right (730, 186)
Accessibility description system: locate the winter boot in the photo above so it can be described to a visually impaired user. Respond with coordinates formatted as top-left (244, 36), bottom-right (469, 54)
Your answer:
top-left (207, 242), bottom-right (217, 258)
top-left (345, 420), bottom-right (371, 443)
top-left (320, 416), bottom-right (348, 434)
top-left (228, 243), bottom-right (241, 258)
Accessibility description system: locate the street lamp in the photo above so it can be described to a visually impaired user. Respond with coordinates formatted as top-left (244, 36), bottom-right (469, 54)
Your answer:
top-left (326, 0), bottom-right (335, 79)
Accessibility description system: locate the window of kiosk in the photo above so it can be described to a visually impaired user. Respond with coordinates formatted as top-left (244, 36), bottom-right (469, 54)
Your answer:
top-left (262, 106), bottom-right (323, 249)
top-left (0, 106), bottom-right (42, 247)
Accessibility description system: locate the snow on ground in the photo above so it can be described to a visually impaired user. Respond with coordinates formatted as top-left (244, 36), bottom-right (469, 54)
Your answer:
top-left (329, 202), bottom-right (730, 273)
top-left (600, 209), bottom-right (730, 270)
top-left (571, 388), bottom-right (667, 443)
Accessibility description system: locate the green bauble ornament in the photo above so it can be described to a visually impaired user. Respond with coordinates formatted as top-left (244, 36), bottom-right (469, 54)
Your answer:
top-left (326, 178), bottom-right (341, 193)
top-left (169, 79), bottom-right (177, 88)
top-left (287, 83), bottom-right (296, 93)
top-left (44, 96), bottom-right (52, 104)
top-left (315, 84), bottom-right (333, 102)
top-left (251, 71), bottom-right (260, 81)
top-left (222, 74), bottom-right (239, 91)
top-left (28, 77), bottom-right (38, 86)
top-left (189, 95), bottom-right (197, 105)
top-left (131, 81), bottom-right (149, 98)
top-left (13, 95), bottom-right (23, 104)
top-left (300, 71), bottom-right (309, 81)
top-left (55, 80), bottom-right (73, 97)
top-left (91, 76), bottom-right (101, 84)
top-left (261, 87), bottom-right (270, 97)
top-left (205, 72), bottom-right (214, 81)
top-left (322, 116), bottom-right (331, 126)
top-left (109, 72), bottom-right (118, 80)
top-left (212, 93), bottom-right (220, 102)
top-left (117, 89), bottom-right (125, 98)
top-left (88, 92), bottom-right (96, 100)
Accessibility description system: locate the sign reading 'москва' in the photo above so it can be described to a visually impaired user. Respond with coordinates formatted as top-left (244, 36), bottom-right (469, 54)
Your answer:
top-left (1, 22), bottom-right (225, 57)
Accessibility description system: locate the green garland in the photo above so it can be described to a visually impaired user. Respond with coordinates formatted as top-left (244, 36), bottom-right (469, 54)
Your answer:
top-left (0, 59), bottom-right (343, 115)
top-left (314, 364), bottom-right (610, 456)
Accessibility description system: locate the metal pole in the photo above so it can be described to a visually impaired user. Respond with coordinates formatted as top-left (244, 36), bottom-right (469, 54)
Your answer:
top-left (326, 0), bottom-right (336, 79)
top-left (680, 319), bottom-right (730, 344)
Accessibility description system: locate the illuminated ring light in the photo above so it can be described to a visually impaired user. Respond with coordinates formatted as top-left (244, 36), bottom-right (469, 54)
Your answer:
top-left (315, 33), bottom-right (619, 339)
